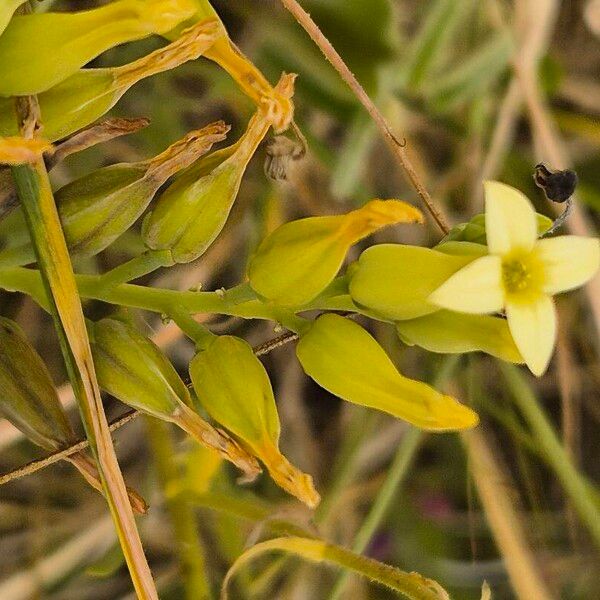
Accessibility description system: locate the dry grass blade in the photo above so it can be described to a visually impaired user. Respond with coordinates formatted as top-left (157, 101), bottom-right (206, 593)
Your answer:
top-left (278, 0), bottom-right (450, 234)
top-left (462, 428), bottom-right (554, 600)
top-left (10, 97), bottom-right (158, 598)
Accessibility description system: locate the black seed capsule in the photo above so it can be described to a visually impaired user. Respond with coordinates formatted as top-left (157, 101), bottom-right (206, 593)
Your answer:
top-left (534, 163), bottom-right (578, 203)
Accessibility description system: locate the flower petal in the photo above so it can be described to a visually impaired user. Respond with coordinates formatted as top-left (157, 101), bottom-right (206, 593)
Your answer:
top-left (428, 255), bottom-right (504, 314)
top-left (536, 235), bottom-right (600, 295)
top-left (506, 294), bottom-right (556, 376)
top-left (484, 181), bottom-right (537, 255)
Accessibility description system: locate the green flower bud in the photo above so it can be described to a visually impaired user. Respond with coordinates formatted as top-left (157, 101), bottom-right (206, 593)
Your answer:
top-left (0, 317), bottom-right (73, 450)
top-left (0, 0), bottom-right (197, 97)
top-left (296, 314), bottom-right (479, 431)
top-left (0, 1), bottom-right (26, 36)
top-left (348, 244), bottom-right (477, 321)
top-left (443, 212), bottom-right (554, 245)
top-left (248, 199), bottom-right (423, 307)
top-left (142, 74), bottom-right (295, 263)
top-left (189, 335), bottom-right (319, 507)
top-left (0, 20), bottom-right (220, 142)
top-left (396, 310), bottom-right (523, 363)
top-left (91, 318), bottom-right (260, 479)
top-left (56, 122), bottom-right (227, 259)
top-left (0, 317), bottom-right (147, 513)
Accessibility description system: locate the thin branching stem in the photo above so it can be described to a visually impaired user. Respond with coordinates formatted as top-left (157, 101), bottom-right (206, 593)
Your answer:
top-left (278, 0), bottom-right (451, 234)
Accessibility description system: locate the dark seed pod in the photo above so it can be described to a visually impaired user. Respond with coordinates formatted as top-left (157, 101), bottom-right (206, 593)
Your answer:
top-left (534, 163), bottom-right (578, 203)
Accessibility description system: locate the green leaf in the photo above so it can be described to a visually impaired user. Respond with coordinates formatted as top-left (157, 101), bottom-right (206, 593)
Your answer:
top-left (425, 31), bottom-right (514, 113)
top-left (399, 0), bottom-right (477, 89)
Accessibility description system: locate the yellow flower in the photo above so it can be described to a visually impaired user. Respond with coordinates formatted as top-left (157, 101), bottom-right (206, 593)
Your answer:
top-left (429, 181), bottom-right (600, 376)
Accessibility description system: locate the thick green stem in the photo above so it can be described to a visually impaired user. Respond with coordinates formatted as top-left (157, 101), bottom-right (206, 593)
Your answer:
top-left (0, 266), bottom-right (279, 320)
top-left (499, 363), bottom-right (600, 550)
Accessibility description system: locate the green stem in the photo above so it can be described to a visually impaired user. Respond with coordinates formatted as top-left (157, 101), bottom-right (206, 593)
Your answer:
top-left (170, 309), bottom-right (216, 350)
top-left (96, 249), bottom-right (174, 289)
top-left (499, 363), bottom-right (600, 550)
top-left (145, 418), bottom-right (212, 600)
top-left (0, 266), bottom-right (279, 320)
top-left (222, 537), bottom-right (449, 600)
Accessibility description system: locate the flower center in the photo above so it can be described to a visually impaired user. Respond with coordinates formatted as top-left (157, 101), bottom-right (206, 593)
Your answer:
top-left (502, 259), bottom-right (533, 294)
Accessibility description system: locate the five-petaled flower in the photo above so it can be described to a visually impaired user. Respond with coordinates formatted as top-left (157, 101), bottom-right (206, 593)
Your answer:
top-left (429, 180), bottom-right (600, 376)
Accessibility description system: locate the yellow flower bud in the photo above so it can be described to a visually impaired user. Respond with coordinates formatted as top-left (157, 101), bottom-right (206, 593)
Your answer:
top-left (56, 122), bottom-right (227, 258)
top-left (0, 0), bottom-right (197, 97)
top-left (349, 244), bottom-right (478, 321)
top-left (91, 318), bottom-right (260, 480)
top-left (190, 335), bottom-right (320, 507)
top-left (395, 310), bottom-right (523, 363)
top-left (296, 314), bottom-right (479, 431)
top-left (248, 199), bottom-right (423, 306)
top-left (143, 74), bottom-right (295, 263)
top-left (0, 20), bottom-right (220, 142)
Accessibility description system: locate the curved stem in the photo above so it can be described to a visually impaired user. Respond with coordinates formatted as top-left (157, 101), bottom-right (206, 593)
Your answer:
top-left (96, 249), bottom-right (174, 290)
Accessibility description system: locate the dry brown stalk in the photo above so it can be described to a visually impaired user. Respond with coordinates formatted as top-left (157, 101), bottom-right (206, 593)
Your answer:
top-left (278, 0), bottom-right (451, 235)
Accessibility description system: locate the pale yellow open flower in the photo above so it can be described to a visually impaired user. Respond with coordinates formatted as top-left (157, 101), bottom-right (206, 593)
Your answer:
top-left (429, 180), bottom-right (600, 376)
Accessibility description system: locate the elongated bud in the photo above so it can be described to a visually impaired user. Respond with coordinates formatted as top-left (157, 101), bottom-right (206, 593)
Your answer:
top-left (0, 0), bottom-right (197, 97)
top-left (348, 244), bottom-right (478, 321)
top-left (396, 310), bottom-right (524, 363)
top-left (0, 317), bottom-right (74, 450)
top-left (296, 314), bottom-right (479, 431)
top-left (165, 0), bottom-right (296, 132)
top-left (0, 318), bottom-right (146, 513)
top-left (248, 200), bottom-right (423, 307)
top-left (56, 122), bottom-right (228, 258)
top-left (0, 1), bottom-right (26, 36)
top-left (91, 318), bottom-right (260, 479)
top-left (0, 137), bottom-right (52, 165)
top-left (0, 119), bottom-right (150, 224)
top-left (190, 336), bottom-right (319, 507)
top-left (143, 74), bottom-right (295, 263)
top-left (0, 20), bottom-right (220, 142)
